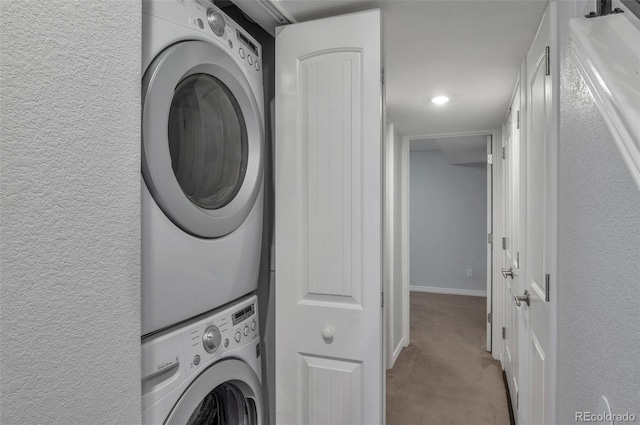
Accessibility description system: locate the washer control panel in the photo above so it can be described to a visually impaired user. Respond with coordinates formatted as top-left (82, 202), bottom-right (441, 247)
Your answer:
top-left (188, 0), bottom-right (262, 77)
top-left (180, 295), bottom-right (259, 377)
top-left (141, 295), bottom-right (260, 409)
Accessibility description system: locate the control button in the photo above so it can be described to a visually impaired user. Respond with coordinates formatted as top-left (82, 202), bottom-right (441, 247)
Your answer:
top-left (255, 62), bottom-right (260, 71)
top-left (228, 39), bottom-right (233, 49)
top-left (197, 18), bottom-right (204, 29)
top-left (251, 321), bottom-right (256, 331)
top-left (193, 355), bottom-right (201, 366)
top-left (247, 54), bottom-right (253, 65)
top-left (224, 338), bottom-right (229, 348)
top-left (235, 331), bottom-right (241, 342)
top-left (202, 325), bottom-right (221, 354)
top-left (238, 48), bottom-right (245, 59)
top-left (244, 326), bottom-right (249, 336)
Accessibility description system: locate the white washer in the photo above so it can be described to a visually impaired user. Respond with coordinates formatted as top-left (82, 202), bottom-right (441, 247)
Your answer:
top-left (142, 0), bottom-right (265, 335)
top-left (142, 295), bottom-right (263, 424)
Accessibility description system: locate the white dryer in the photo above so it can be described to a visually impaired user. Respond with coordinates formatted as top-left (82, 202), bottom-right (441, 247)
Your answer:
top-left (142, 0), bottom-right (265, 335)
top-left (142, 295), bottom-right (263, 424)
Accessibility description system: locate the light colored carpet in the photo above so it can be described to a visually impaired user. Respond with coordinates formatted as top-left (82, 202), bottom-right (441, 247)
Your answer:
top-left (386, 292), bottom-right (510, 425)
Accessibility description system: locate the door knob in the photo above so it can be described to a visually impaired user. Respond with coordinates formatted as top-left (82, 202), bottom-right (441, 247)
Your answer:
top-left (514, 290), bottom-right (530, 307)
top-left (322, 327), bottom-right (334, 343)
top-left (501, 267), bottom-right (518, 279)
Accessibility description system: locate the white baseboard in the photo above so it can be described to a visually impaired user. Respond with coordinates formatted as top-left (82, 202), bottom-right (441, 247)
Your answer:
top-left (389, 335), bottom-right (405, 369)
top-left (410, 285), bottom-right (487, 297)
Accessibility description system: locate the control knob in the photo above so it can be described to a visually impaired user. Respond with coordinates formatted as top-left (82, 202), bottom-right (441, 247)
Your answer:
top-left (202, 325), bottom-right (222, 353)
top-left (207, 8), bottom-right (225, 36)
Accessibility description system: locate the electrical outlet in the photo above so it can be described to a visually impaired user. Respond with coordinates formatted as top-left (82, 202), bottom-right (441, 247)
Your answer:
top-left (467, 269), bottom-right (473, 278)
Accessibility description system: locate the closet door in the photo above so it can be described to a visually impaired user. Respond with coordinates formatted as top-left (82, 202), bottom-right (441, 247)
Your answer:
top-left (275, 9), bottom-right (384, 424)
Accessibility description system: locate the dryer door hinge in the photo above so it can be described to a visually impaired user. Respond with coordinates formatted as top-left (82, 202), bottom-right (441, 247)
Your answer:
top-left (502, 146), bottom-right (506, 159)
top-left (502, 237), bottom-right (507, 250)
top-left (381, 289), bottom-right (385, 307)
top-left (487, 312), bottom-right (492, 323)
top-left (488, 233), bottom-right (493, 244)
top-left (502, 327), bottom-right (506, 339)
top-left (517, 110), bottom-right (520, 129)
top-left (487, 154), bottom-right (493, 165)
top-left (381, 67), bottom-right (385, 84)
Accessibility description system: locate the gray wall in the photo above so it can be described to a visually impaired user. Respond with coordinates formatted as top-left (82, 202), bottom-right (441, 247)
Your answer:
top-left (556, 1), bottom-right (640, 421)
top-left (410, 150), bottom-right (487, 293)
top-left (0, 2), bottom-right (141, 423)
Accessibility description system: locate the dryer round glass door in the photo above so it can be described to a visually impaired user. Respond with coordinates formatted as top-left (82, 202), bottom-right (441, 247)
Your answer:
top-left (169, 74), bottom-right (248, 211)
top-left (143, 40), bottom-right (263, 238)
top-left (166, 359), bottom-right (263, 425)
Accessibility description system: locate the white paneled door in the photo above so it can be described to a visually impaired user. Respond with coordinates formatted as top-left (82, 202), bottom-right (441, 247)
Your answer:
top-left (525, 4), bottom-right (554, 424)
top-left (503, 87), bottom-right (524, 423)
top-left (275, 10), bottom-right (383, 425)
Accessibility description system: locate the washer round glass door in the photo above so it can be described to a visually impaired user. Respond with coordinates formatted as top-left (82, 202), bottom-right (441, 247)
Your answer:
top-left (143, 41), bottom-right (263, 238)
top-left (166, 359), bottom-right (263, 425)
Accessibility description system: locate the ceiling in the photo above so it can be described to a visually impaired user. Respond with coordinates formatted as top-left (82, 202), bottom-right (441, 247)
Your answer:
top-left (270, 0), bottom-right (547, 138)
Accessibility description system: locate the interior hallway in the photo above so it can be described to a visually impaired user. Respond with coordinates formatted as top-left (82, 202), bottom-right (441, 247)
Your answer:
top-left (386, 292), bottom-right (510, 425)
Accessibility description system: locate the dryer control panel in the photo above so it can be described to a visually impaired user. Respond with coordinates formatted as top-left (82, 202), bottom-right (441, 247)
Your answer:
top-left (188, 0), bottom-right (263, 78)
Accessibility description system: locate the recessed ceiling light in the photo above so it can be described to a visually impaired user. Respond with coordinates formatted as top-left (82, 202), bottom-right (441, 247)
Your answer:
top-left (431, 96), bottom-right (449, 105)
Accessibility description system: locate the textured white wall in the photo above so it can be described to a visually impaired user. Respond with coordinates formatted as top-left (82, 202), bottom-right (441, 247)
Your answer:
top-left (410, 150), bottom-right (487, 292)
top-left (0, 1), bottom-right (141, 423)
top-left (556, 1), bottom-right (640, 421)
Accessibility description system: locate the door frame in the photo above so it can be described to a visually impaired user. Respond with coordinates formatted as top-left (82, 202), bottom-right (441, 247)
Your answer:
top-left (400, 129), bottom-right (497, 353)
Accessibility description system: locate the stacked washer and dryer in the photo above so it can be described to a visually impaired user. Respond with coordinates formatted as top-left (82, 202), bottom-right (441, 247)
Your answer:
top-left (141, 0), bottom-right (265, 423)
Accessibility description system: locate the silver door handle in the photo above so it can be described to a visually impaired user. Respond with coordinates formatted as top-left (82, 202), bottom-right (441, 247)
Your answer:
top-left (514, 290), bottom-right (530, 307)
top-left (501, 267), bottom-right (518, 279)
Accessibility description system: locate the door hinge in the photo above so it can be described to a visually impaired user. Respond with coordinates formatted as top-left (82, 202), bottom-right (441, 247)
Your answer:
top-left (545, 274), bottom-right (550, 302)
top-left (381, 289), bottom-right (385, 307)
top-left (502, 237), bottom-right (507, 250)
top-left (488, 312), bottom-right (492, 323)
top-left (381, 67), bottom-right (385, 84)
top-left (487, 154), bottom-right (493, 165)
top-left (502, 327), bottom-right (506, 339)
top-left (502, 146), bottom-right (506, 159)
top-left (488, 233), bottom-right (493, 244)
top-left (516, 110), bottom-right (520, 129)
top-left (545, 46), bottom-right (551, 76)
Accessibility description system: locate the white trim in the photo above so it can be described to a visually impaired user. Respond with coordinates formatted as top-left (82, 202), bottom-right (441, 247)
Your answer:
top-left (389, 334), bottom-right (405, 369)
top-left (410, 285), bottom-right (487, 297)
top-left (569, 15), bottom-right (640, 191)
top-left (548, 4), bottom-right (559, 422)
top-left (231, 0), bottom-right (296, 36)
top-left (408, 129), bottom-right (495, 141)
top-left (486, 133), bottom-right (493, 352)
top-left (491, 125), bottom-right (504, 363)
top-left (404, 129), bottom-right (496, 353)
top-left (384, 121), bottom-right (395, 370)
top-left (401, 136), bottom-right (411, 348)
